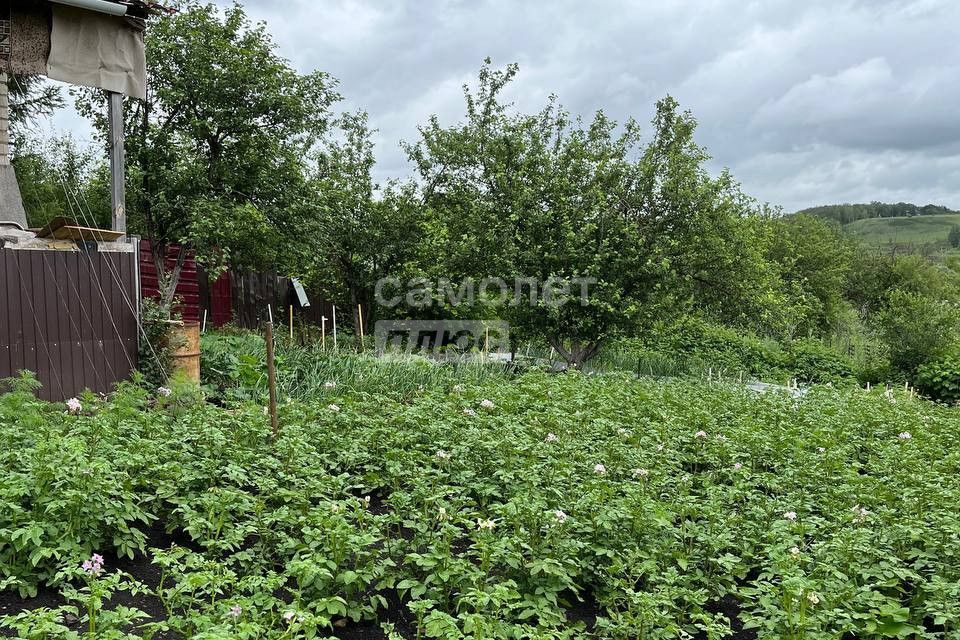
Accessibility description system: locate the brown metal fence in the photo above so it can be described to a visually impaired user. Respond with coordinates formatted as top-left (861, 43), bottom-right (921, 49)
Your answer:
top-left (0, 248), bottom-right (139, 401)
top-left (230, 271), bottom-right (289, 329)
top-left (228, 271), bottom-right (334, 331)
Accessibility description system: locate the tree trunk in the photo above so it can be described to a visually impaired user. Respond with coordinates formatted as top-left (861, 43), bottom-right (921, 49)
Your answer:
top-left (151, 241), bottom-right (187, 318)
top-left (349, 284), bottom-right (360, 336)
top-left (548, 337), bottom-right (603, 369)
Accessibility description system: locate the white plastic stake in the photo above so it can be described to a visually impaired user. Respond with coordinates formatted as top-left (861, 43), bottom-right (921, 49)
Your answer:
top-left (332, 304), bottom-right (338, 351)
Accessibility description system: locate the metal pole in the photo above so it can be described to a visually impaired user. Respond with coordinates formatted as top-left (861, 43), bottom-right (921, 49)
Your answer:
top-left (108, 91), bottom-right (126, 233)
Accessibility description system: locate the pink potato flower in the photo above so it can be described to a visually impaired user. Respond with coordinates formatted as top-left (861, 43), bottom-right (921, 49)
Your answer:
top-left (81, 553), bottom-right (104, 576)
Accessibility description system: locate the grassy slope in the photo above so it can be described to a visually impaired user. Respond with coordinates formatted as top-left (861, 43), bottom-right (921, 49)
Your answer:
top-left (845, 213), bottom-right (960, 255)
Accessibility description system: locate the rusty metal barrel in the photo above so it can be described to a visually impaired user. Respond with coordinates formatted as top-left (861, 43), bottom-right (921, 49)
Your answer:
top-left (169, 322), bottom-right (201, 382)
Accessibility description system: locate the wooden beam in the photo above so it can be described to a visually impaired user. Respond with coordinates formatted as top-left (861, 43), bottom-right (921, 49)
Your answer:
top-left (107, 91), bottom-right (126, 233)
top-left (0, 72), bottom-right (9, 166)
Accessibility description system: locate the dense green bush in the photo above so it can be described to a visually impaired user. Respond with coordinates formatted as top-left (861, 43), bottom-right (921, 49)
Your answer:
top-left (614, 318), bottom-right (877, 385)
top-left (137, 298), bottom-right (179, 388)
top-left (877, 290), bottom-right (960, 374)
top-left (916, 356), bottom-right (960, 404)
top-left (199, 331), bottom-right (267, 401)
top-left (643, 318), bottom-right (789, 380)
top-left (825, 305), bottom-right (893, 384)
top-left (785, 338), bottom-right (855, 384)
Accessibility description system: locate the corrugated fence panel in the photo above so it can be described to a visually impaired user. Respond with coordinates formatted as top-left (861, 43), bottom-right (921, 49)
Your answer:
top-left (195, 267), bottom-right (233, 329)
top-left (138, 241), bottom-right (200, 323)
top-left (209, 271), bottom-right (233, 328)
top-left (0, 248), bottom-right (139, 401)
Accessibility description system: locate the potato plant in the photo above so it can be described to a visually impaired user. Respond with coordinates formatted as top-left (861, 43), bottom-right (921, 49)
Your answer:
top-left (1, 369), bottom-right (959, 639)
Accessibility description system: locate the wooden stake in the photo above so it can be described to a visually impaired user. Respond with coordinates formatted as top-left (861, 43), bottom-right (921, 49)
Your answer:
top-left (332, 304), bottom-right (338, 351)
top-left (265, 320), bottom-right (279, 438)
top-left (289, 305), bottom-right (294, 341)
top-left (201, 309), bottom-right (207, 333)
top-left (357, 304), bottom-right (365, 351)
top-left (484, 326), bottom-right (489, 358)
top-left (0, 73), bottom-right (10, 167)
top-left (321, 316), bottom-right (327, 351)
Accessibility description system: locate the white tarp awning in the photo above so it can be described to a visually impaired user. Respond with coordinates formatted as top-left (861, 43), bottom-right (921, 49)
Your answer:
top-left (47, 4), bottom-right (146, 99)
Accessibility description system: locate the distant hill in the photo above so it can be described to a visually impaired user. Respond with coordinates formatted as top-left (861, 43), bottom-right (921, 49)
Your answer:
top-left (796, 202), bottom-right (960, 225)
top-left (846, 214), bottom-right (960, 254)
top-left (793, 202), bottom-right (960, 257)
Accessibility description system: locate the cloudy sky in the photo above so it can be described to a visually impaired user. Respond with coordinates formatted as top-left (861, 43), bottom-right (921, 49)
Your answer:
top-left (48, 0), bottom-right (960, 212)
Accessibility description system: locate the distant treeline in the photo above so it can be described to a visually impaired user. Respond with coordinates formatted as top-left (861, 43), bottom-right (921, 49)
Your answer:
top-left (797, 202), bottom-right (960, 225)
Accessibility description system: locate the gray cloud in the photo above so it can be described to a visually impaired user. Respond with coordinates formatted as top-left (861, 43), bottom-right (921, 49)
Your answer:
top-left (42, 0), bottom-right (960, 212)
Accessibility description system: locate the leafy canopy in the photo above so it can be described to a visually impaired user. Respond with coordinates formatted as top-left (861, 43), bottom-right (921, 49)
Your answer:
top-left (406, 60), bottom-right (776, 364)
top-left (75, 1), bottom-right (340, 308)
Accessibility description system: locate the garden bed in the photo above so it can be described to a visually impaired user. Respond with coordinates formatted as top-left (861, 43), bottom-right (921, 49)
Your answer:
top-left (1, 370), bottom-right (958, 638)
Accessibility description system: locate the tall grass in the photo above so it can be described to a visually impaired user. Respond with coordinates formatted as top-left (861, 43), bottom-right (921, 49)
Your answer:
top-left (200, 332), bottom-right (518, 402)
top-left (200, 330), bottom-right (772, 406)
top-left (505, 342), bottom-right (706, 377)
